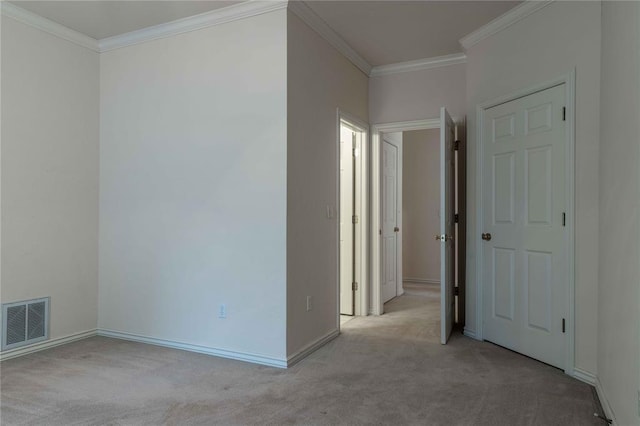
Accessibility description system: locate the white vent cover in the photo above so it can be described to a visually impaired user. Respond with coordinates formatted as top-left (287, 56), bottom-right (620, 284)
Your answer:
top-left (2, 297), bottom-right (49, 350)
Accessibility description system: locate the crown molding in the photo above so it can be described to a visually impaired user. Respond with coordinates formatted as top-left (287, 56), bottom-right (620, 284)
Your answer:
top-left (0, 2), bottom-right (100, 52)
top-left (287, 1), bottom-right (372, 76)
top-left (460, 0), bottom-right (554, 51)
top-left (99, 0), bottom-right (288, 52)
top-left (369, 53), bottom-right (466, 77)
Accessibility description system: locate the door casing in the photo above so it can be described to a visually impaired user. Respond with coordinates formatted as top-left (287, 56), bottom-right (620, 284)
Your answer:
top-left (473, 70), bottom-right (576, 376)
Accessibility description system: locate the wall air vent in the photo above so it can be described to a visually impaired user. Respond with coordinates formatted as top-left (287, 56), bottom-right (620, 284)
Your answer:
top-left (2, 297), bottom-right (49, 351)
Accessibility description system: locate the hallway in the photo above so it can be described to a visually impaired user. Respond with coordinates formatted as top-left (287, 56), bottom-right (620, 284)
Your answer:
top-left (341, 282), bottom-right (441, 342)
top-left (1, 289), bottom-right (601, 425)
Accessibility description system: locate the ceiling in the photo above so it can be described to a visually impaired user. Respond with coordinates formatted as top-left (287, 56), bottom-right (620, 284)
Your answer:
top-left (9, 0), bottom-right (520, 65)
top-left (10, 1), bottom-right (243, 39)
top-left (305, 1), bottom-right (520, 66)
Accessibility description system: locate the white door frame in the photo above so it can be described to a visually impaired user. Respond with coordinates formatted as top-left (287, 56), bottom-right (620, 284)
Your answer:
top-left (474, 70), bottom-right (576, 375)
top-left (371, 118), bottom-right (440, 315)
top-left (337, 109), bottom-right (369, 322)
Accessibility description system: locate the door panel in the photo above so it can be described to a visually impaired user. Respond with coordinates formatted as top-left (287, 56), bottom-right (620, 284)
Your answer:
top-left (493, 247), bottom-right (515, 321)
top-left (526, 147), bottom-right (552, 225)
top-left (525, 250), bottom-right (552, 332)
top-left (493, 153), bottom-right (515, 224)
top-left (381, 140), bottom-right (398, 304)
top-left (440, 107), bottom-right (455, 344)
top-left (482, 84), bottom-right (566, 369)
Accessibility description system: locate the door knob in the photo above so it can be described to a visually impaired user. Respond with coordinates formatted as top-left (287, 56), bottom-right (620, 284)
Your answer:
top-left (394, 227), bottom-right (400, 233)
top-left (482, 233), bottom-right (492, 241)
top-left (435, 234), bottom-right (453, 241)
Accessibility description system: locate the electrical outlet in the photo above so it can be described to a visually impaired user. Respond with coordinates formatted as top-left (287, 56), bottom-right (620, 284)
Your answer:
top-left (306, 296), bottom-right (313, 312)
top-left (219, 304), bottom-right (226, 319)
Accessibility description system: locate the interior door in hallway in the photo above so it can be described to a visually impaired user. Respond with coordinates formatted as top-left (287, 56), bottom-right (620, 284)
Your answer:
top-left (481, 84), bottom-right (567, 369)
top-left (340, 126), bottom-right (355, 315)
top-left (440, 108), bottom-right (456, 344)
top-left (382, 138), bottom-right (400, 304)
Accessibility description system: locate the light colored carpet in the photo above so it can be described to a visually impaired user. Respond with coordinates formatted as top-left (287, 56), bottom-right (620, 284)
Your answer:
top-left (1, 289), bottom-right (601, 425)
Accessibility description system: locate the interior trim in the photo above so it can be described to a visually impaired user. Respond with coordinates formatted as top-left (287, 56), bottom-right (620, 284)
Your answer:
top-left (370, 53), bottom-right (466, 77)
top-left (0, 2), bottom-right (100, 52)
top-left (99, 0), bottom-right (289, 52)
top-left (98, 329), bottom-right (288, 368)
top-left (573, 367), bottom-right (597, 386)
top-left (287, 329), bottom-right (340, 367)
top-left (288, 1), bottom-right (372, 76)
top-left (459, 0), bottom-right (554, 50)
top-left (596, 376), bottom-right (618, 425)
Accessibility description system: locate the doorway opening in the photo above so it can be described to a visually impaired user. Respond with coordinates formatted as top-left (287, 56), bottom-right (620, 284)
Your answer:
top-left (338, 113), bottom-right (368, 327)
top-left (397, 128), bottom-right (442, 305)
top-left (371, 111), bottom-right (466, 345)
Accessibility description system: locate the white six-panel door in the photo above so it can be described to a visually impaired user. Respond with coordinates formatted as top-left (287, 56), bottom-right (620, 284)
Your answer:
top-left (382, 140), bottom-right (399, 304)
top-left (482, 84), bottom-right (567, 369)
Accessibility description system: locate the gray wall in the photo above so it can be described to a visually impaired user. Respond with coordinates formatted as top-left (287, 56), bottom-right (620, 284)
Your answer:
top-left (287, 11), bottom-right (369, 358)
top-left (597, 2), bottom-right (640, 424)
top-left (369, 63), bottom-right (466, 124)
top-left (99, 10), bottom-right (288, 361)
top-left (1, 16), bottom-right (99, 342)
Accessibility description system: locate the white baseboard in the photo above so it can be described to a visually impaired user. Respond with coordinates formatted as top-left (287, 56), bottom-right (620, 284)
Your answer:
top-left (97, 329), bottom-right (288, 368)
top-left (573, 369), bottom-right (617, 424)
top-left (572, 367), bottom-right (597, 386)
top-left (403, 278), bottom-right (439, 285)
top-left (287, 329), bottom-right (340, 367)
top-left (0, 329), bottom-right (97, 361)
top-left (463, 328), bottom-right (478, 340)
top-left (595, 376), bottom-right (618, 426)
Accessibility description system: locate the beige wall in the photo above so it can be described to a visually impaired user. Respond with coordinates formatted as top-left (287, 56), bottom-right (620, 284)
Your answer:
top-left (287, 11), bottom-right (368, 358)
top-left (597, 2), bottom-right (640, 424)
top-left (1, 17), bottom-right (100, 342)
top-left (369, 63), bottom-right (466, 124)
top-left (99, 10), bottom-right (288, 361)
top-left (402, 129), bottom-right (440, 283)
top-left (464, 1), bottom-right (601, 376)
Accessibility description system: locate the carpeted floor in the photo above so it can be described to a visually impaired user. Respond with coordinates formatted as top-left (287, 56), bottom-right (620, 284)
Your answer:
top-left (1, 284), bottom-right (602, 425)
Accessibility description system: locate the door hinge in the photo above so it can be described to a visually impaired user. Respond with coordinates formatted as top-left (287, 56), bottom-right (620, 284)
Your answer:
top-left (454, 213), bottom-right (459, 223)
top-left (562, 212), bottom-right (566, 227)
top-left (454, 140), bottom-right (460, 151)
top-left (562, 107), bottom-right (566, 121)
top-left (352, 215), bottom-right (359, 224)
top-left (453, 287), bottom-right (459, 296)
top-left (352, 282), bottom-right (358, 291)
top-left (562, 318), bottom-right (566, 333)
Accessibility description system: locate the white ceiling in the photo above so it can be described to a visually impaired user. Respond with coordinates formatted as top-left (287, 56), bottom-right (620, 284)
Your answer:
top-left (305, 1), bottom-right (520, 66)
top-left (9, 0), bottom-right (520, 65)
top-left (9, 1), bottom-right (243, 40)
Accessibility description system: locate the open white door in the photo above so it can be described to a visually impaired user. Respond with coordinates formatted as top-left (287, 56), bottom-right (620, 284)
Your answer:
top-left (440, 107), bottom-right (455, 344)
top-left (339, 126), bottom-right (355, 315)
top-left (381, 137), bottom-right (400, 304)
